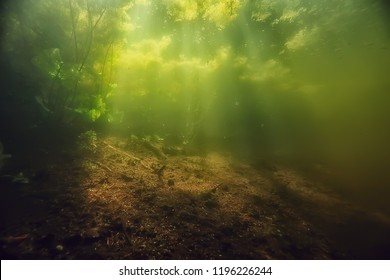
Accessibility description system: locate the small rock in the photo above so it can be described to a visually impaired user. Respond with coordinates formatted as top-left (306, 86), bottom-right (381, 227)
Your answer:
top-left (56, 244), bottom-right (64, 251)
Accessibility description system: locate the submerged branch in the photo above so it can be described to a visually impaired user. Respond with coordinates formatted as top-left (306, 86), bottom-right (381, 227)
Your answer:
top-left (86, 159), bottom-right (112, 172)
top-left (101, 141), bottom-right (152, 171)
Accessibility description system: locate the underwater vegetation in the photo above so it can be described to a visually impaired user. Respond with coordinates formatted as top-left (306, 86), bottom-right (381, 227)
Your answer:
top-left (0, 0), bottom-right (390, 259)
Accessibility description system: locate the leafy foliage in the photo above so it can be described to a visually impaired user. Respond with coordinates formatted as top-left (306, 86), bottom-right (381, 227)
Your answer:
top-left (1, 0), bottom-right (389, 156)
top-left (2, 0), bottom-right (131, 124)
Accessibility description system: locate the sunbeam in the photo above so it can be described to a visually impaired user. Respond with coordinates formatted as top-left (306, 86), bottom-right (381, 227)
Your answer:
top-left (1, 0), bottom-right (390, 261)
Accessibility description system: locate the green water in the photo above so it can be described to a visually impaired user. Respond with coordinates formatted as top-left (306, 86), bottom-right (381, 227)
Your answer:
top-left (1, 0), bottom-right (390, 211)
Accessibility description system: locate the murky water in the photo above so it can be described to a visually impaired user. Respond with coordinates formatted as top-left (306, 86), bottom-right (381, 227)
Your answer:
top-left (1, 0), bottom-right (390, 212)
